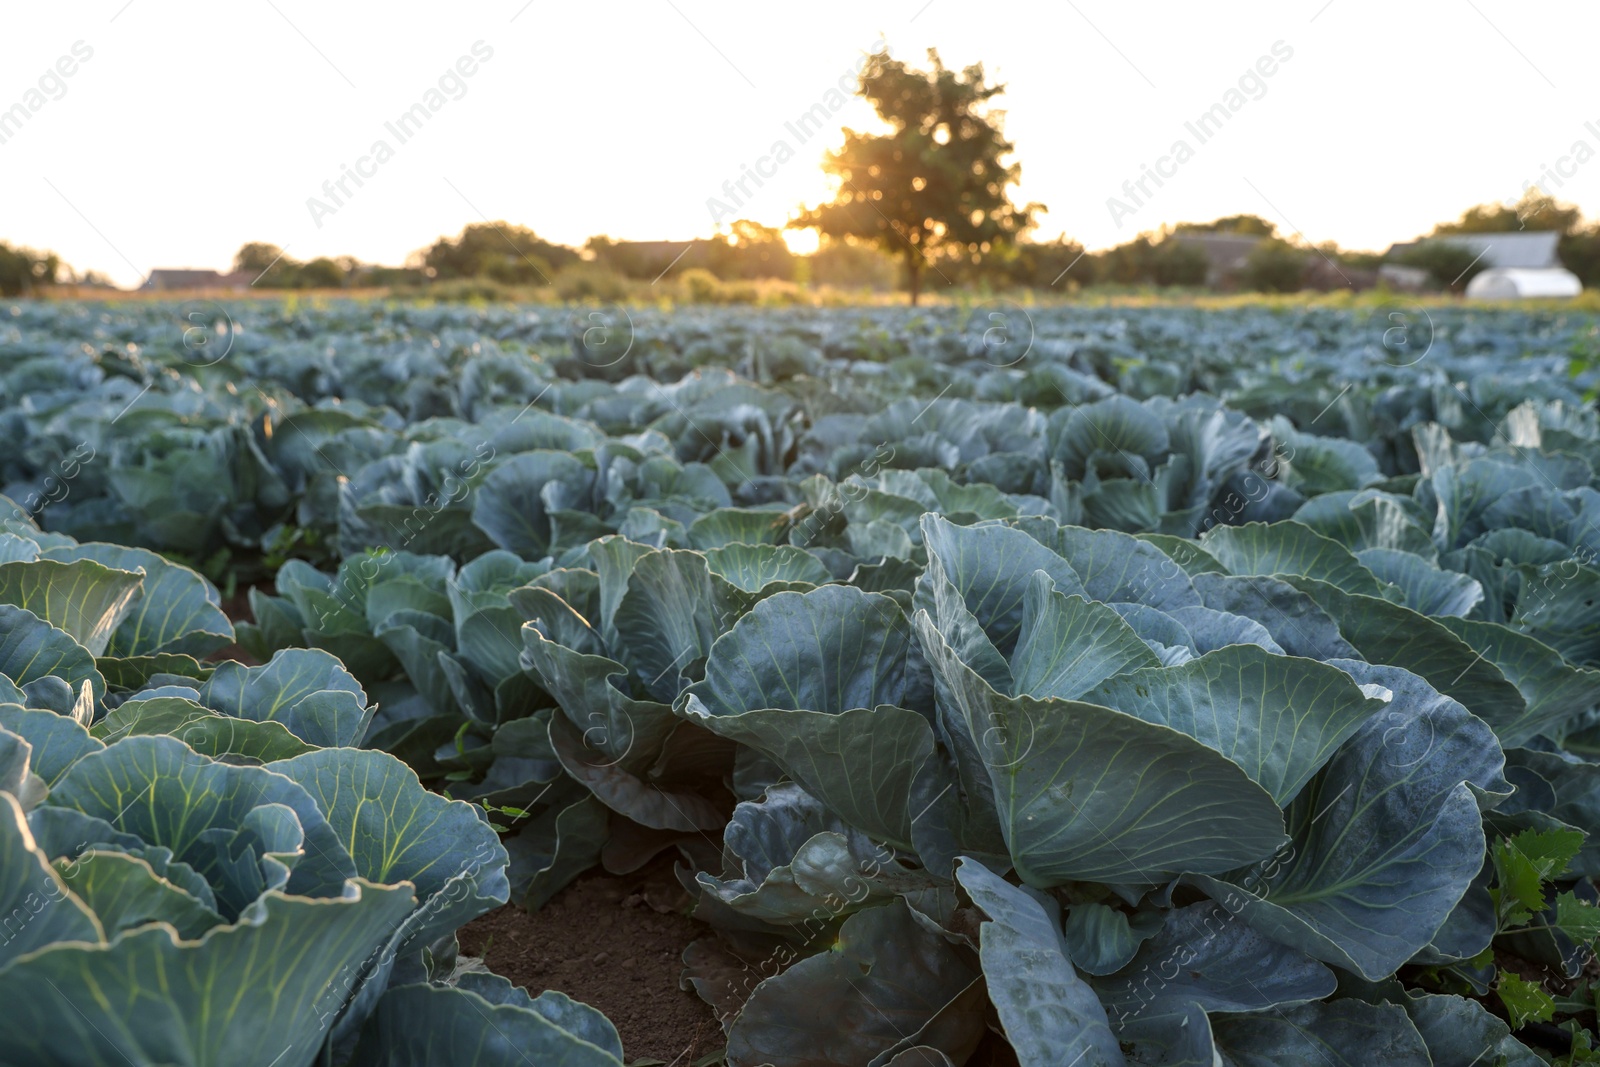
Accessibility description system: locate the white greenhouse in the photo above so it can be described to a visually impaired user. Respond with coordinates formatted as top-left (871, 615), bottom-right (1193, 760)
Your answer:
top-left (1465, 267), bottom-right (1583, 300)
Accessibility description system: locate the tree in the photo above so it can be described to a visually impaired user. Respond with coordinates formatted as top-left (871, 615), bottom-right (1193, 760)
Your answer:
top-left (0, 243), bottom-right (59, 296)
top-left (232, 242), bottom-right (301, 286)
top-left (996, 236), bottom-right (1092, 288)
top-left (791, 48), bottom-right (1040, 305)
top-left (584, 236), bottom-right (661, 280)
top-left (1084, 234), bottom-right (1208, 288)
top-left (1093, 235), bottom-right (1158, 286)
top-left (1397, 242), bottom-right (1488, 292)
top-left (1433, 191), bottom-right (1582, 236)
top-left (297, 257), bottom-right (345, 289)
top-left (1175, 214), bottom-right (1277, 237)
top-left (1560, 225), bottom-right (1600, 288)
top-left (422, 223), bottom-right (578, 285)
top-left (233, 242), bottom-right (286, 273)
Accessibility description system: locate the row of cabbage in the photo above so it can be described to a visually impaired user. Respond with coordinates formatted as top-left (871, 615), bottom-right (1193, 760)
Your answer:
top-left (3, 300), bottom-right (1600, 1065)
top-left (1, 301), bottom-right (1593, 568)
top-left (0, 502), bottom-right (631, 1064)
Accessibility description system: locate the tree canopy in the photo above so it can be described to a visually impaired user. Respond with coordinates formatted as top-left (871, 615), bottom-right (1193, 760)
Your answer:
top-left (1432, 190), bottom-right (1582, 236)
top-left (0, 243), bottom-right (59, 297)
top-left (1174, 214), bottom-right (1277, 237)
top-left (791, 48), bottom-right (1040, 304)
top-left (232, 242), bottom-right (286, 274)
top-left (422, 222), bottom-right (579, 285)
top-left (229, 243), bottom-right (347, 289)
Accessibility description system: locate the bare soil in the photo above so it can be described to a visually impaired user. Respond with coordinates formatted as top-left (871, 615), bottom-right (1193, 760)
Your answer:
top-left (459, 854), bottom-right (719, 1064)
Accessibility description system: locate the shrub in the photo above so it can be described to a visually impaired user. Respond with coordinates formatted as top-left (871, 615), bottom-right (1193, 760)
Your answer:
top-left (1398, 241), bottom-right (1490, 291)
top-left (394, 277), bottom-right (516, 302)
top-left (679, 267), bottom-right (726, 303)
top-left (553, 263), bottom-right (631, 302)
top-left (1150, 240), bottom-right (1209, 287)
top-left (758, 282), bottom-right (808, 307)
top-left (297, 257), bottom-right (346, 289)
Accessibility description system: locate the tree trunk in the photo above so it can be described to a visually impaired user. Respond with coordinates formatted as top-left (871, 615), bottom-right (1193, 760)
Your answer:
top-left (906, 251), bottom-right (921, 306)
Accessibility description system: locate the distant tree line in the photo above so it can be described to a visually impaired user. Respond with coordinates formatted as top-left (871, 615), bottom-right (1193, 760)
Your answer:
top-left (11, 200), bottom-right (1600, 301)
top-left (0, 243), bottom-right (110, 296)
top-left (232, 243), bottom-right (424, 290)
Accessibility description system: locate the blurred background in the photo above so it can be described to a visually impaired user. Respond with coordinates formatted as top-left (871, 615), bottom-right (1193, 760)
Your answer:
top-left (4, 1), bottom-right (1599, 300)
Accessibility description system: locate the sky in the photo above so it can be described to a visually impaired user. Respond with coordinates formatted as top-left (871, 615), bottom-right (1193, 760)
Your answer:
top-left (4, 1), bottom-right (1600, 287)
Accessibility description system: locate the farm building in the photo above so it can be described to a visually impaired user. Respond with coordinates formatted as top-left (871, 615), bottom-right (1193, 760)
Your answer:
top-left (142, 268), bottom-right (255, 291)
top-left (1435, 230), bottom-right (1563, 269)
top-left (1385, 230), bottom-right (1582, 297)
top-left (1170, 233), bottom-right (1261, 288)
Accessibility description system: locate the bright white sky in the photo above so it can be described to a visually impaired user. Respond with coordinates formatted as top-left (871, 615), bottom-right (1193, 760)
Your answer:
top-left (5, 0), bottom-right (1600, 287)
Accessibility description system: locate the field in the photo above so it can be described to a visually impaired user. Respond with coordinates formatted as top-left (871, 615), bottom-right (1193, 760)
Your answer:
top-left (2, 297), bottom-right (1600, 1065)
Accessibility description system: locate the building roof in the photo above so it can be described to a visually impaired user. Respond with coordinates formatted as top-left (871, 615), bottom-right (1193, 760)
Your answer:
top-left (142, 269), bottom-right (253, 291)
top-left (1387, 231), bottom-right (1561, 270)
top-left (1438, 231), bottom-right (1561, 269)
top-left (143, 269), bottom-right (223, 290)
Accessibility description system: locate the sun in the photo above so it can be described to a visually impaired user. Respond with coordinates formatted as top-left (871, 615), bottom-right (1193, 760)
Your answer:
top-left (781, 228), bottom-right (819, 255)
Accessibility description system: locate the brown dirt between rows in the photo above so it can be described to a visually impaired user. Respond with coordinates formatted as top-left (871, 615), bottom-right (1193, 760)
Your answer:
top-left (459, 854), bottom-right (719, 1064)
top-left (218, 583), bottom-right (714, 1055)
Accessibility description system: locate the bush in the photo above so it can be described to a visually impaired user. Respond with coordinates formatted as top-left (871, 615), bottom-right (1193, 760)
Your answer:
top-left (679, 268), bottom-right (726, 303)
top-left (1150, 241), bottom-right (1209, 287)
top-left (297, 257), bottom-right (346, 289)
top-left (1560, 228), bottom-right (1600, 289)
top-left (552, 264), bottom-right (630, 302)
top-left (1241, 239), bottom-right (1309, 292)
top-left (757, 283), bottom-right (808, 307)
top-left (392, 278), bottom-right (517, 302)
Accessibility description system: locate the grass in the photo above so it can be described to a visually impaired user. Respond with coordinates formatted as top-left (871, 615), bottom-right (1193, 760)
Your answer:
top-left (26, 280), bottom-right (1600, 313)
